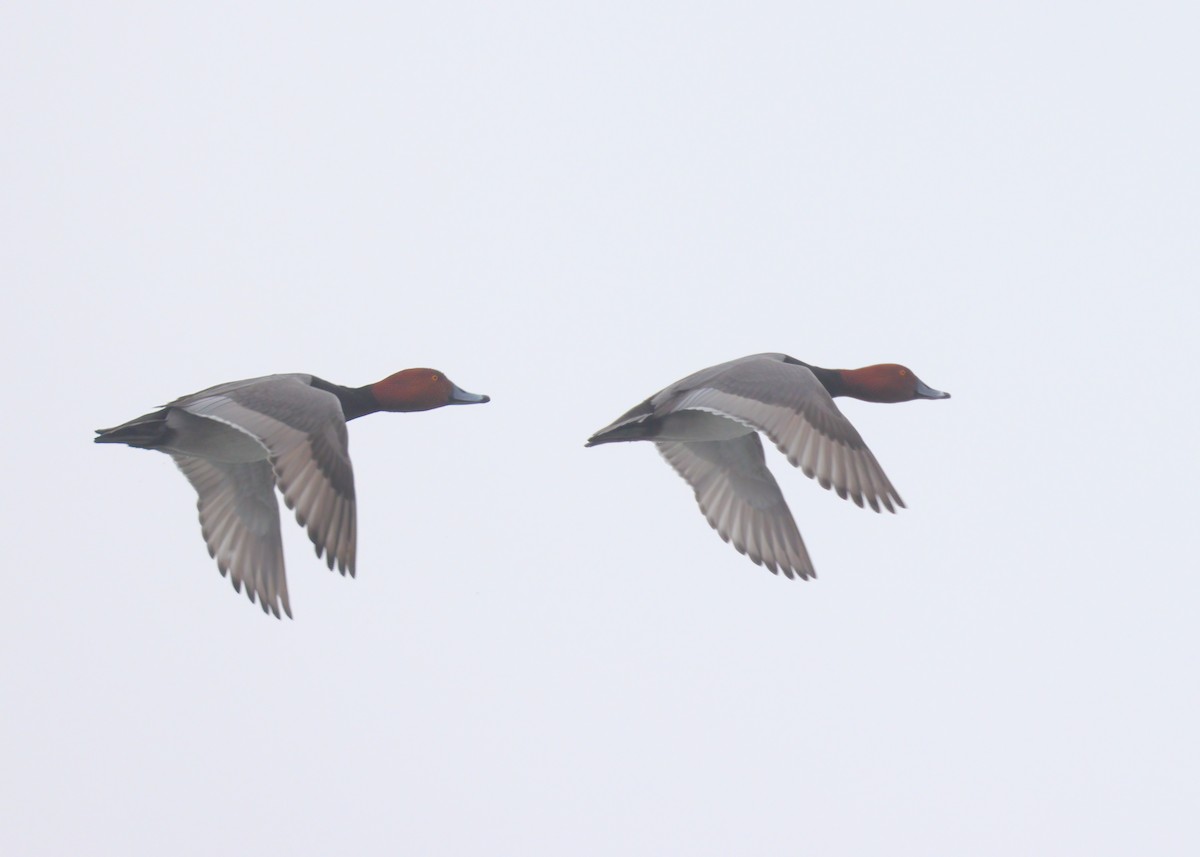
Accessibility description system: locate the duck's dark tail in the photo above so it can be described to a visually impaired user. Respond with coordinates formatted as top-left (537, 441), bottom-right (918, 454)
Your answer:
top-left (586, 397), bottom-right (660, 447)
top-left (94, 409), bottom-right (171, 449)
top-left (585, 419), bottom-right (658, 447)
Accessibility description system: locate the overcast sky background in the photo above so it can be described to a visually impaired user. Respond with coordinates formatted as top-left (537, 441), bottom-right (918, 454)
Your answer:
top-left (3, 3), bottom-right (1197, 855)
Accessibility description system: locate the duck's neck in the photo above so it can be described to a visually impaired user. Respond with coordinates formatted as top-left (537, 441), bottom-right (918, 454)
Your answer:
top-left (786, 358), bottom-right (851, 398)
top-left (810, 365), bottom-right (852, 398)
top-left (310, 377), bottom-right (380, 421)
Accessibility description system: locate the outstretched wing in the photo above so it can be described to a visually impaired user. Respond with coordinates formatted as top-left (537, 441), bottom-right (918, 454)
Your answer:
top-left (172, 455), bottom-right (291, 618)
top-left (177, 375), bottom-right (357, 576)
top-left (668, 357), bottom-right (904, 512)
top-left (657, 435), bottom-right (814, 579)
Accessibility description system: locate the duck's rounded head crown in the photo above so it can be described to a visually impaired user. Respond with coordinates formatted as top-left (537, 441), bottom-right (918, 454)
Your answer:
top-left (371, 368), bottom-right (490, 412)
top-left (840, 363), bottom-right (951, 403)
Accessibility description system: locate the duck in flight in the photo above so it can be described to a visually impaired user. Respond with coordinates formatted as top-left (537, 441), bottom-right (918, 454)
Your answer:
top-left (586, 354), bottom-right (949, 579)
top-left (95, 369), bottom-right (490, 618)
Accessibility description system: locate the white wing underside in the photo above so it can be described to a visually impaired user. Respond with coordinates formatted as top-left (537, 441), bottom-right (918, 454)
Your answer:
top-left (161, 376), bottom-right (358, 618)
top-left (172, 454), bottom-right (292, 618)
top-left (181, 389), bottom-right (357, 578)
top-left (670, 387), bottom-right (904, 513)
top-left (657, 435), bottom-right (815, 580)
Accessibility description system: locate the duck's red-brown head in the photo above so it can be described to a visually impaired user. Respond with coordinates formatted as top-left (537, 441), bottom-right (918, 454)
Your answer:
top-left (837, 364), bottom-right (950, 404)
top-left (370, 368), bottom-right (490, 412)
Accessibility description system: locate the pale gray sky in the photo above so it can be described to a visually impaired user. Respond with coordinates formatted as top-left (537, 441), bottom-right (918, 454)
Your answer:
top-left (3, 2), bottom-right (1197, 855)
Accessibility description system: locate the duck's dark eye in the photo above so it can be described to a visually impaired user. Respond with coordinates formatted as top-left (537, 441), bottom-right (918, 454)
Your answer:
top-left (431, 374), bottom-right (440, 382)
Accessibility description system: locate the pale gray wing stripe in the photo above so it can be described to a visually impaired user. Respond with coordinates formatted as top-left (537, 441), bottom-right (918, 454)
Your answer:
top-left (273, 441), bottom-right (356, 576)
top-left (172, 455), bottom-right (292, 619)
top-left (656, 436), bottom-right (815, 580)
top-left (671, 387), bottom-right (903, 513)
top-left (846, 445), bottom-right (875, 511)
top-left (182, 392), bottom-right (357, 577)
